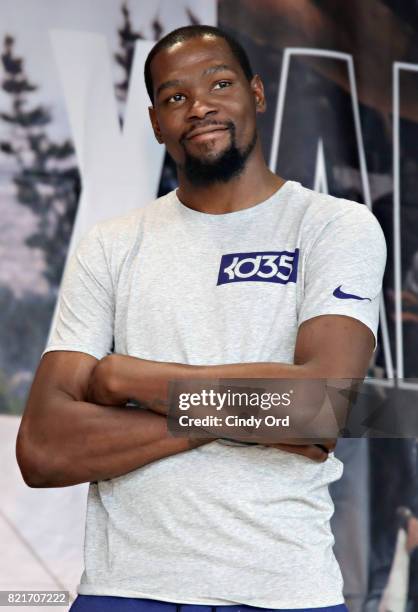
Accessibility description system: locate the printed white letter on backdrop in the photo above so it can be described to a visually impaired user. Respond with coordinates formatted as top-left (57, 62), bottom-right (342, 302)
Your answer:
top-left (50, 30), bottom-right (163, 238)
top-left (47, 30), bottom-right (165, 344)
top-left (270, 47), bottom-right (393, 384)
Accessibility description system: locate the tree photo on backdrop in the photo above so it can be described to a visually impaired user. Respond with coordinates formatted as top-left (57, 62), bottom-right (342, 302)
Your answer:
top-left (0, 1), bottom-right (200, 414)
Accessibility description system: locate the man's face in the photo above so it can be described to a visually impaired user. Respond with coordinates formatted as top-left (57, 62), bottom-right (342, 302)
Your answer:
top-left (148, 35), bottom-right (265, 185)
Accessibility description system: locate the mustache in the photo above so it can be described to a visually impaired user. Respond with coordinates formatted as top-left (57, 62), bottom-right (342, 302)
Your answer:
top-left (180, 120), bottom-right (235, 144)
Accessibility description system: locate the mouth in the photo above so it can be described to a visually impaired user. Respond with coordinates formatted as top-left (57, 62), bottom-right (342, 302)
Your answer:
top-left (185, 125), bottom-right (230, 142)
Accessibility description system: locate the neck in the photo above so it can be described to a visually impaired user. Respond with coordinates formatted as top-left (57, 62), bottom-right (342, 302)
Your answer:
top-left (175, 142), bottom-right (286, 215)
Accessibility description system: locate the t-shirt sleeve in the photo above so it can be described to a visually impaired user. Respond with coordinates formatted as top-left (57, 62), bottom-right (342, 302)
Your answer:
top-left (298, 203), bottom-right (387, 351)
top-left (43, 224), bottom-right (114, 360)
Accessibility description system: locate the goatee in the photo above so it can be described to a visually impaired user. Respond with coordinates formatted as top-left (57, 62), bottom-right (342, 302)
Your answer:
top-left (180, 124), bottom-right (257, 187)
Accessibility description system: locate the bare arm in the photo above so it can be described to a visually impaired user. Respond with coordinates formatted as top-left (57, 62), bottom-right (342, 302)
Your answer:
top-left (89, 315), bottom-right (373, 405)
top-left (16, 351), bottom-right (212, 489)
top-left (87, 314), bottom-right (374, 454)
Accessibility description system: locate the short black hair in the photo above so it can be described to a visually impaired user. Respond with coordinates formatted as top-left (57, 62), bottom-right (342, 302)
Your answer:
top-left (144, 25), bottom-right (254, 104)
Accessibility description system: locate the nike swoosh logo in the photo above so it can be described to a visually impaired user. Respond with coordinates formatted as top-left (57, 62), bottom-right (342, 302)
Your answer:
top-left (333, 285), bottom-right (372, 301)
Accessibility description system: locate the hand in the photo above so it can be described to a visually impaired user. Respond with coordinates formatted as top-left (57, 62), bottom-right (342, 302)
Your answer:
top-left (399, 312), bottom-right (418, 323)
top-left (388, 288), bottom-right (418, 307)
top-left (407, 515), bottom-right (418, 553)
top-left (266, 438), bottom-right (337, 462)
top-left (388, 289), bottom-right (418, 323)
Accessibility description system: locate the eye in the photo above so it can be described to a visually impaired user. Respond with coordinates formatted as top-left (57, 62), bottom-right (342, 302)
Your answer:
top-left (167, 93), bottom-right (186, 104)
top-left (213, 80), bottom-right (232, 90)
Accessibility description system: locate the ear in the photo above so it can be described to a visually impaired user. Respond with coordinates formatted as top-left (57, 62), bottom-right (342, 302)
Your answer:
top-left (148, 106), bottom-right (164, 144)
top-left (251, 75), bottom-right (266, 114)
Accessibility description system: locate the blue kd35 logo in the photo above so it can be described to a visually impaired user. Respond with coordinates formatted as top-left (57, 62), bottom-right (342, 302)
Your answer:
top-left (217, 250), bottom-right (299, 285)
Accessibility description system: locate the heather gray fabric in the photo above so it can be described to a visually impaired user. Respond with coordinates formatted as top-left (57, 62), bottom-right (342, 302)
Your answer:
top-left (44, 181), bottom-right (386, 608)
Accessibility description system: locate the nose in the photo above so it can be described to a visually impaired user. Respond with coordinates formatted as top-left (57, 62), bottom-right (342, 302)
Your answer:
top-left (186, 93), bottom-right (218, 121)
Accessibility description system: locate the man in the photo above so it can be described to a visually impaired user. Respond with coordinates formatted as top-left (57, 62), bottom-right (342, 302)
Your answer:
top-left (16, 25), bottom-right (386, 612)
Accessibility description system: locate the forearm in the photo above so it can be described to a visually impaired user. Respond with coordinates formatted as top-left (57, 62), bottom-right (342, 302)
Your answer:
top-left (106, 357), bottom-right (346, 443)
top-left (89, 356), bottom-right (337, 459)
top-left (106, 356), bottom-right (309, 409)
top-left (17, 398), bottom-right (209, 488)
top-left (197, 362), bottom-right (308, 379)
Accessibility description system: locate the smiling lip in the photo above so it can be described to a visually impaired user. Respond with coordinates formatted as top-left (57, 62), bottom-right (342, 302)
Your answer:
top-left (186, 126), bottom-right (229, 141)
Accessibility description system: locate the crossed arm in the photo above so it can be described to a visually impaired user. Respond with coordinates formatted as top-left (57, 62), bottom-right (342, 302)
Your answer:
top-left (16, 314), bottom-right (374, 488)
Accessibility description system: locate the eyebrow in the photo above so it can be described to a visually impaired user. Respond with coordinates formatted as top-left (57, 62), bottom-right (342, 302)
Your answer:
top-left (156, 64), bottom-right (237, 98)
top-left (156, 79), bottom-right (182, 97)
top-left (202, 64), bottom-right (236, 76)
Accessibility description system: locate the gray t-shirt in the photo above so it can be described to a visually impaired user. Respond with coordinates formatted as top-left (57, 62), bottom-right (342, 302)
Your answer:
top-left (44, 180), bottom-right (386, 608)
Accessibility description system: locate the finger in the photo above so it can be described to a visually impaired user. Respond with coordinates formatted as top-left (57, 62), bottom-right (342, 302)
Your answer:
top-left (277, 437), bottom-right (336, 449)
top-left (274, 444), bottom-right (328, 462)
top-left (315, 439), bottom-right (337, 453)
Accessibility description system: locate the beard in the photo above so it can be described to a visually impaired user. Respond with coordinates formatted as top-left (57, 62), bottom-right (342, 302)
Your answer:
top-left (179, 123), bottom-right (258, 187)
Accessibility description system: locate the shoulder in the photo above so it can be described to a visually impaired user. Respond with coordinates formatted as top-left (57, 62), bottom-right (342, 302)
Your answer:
top-left (295, 183), bottom-right (376, 224)
top-left (68, 192), bottom-right (177, 286)
top-left (93, 190), bottom-right (176, 243)
top-left (76, 190), bottom-right (177, 254)
top-left (292, 184), bottom-right (386, 250)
